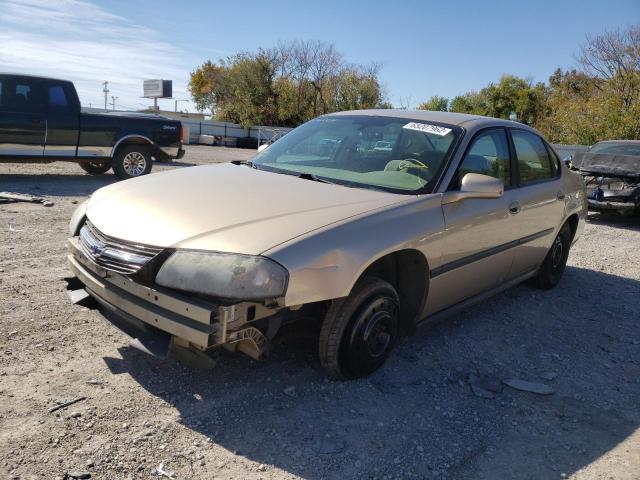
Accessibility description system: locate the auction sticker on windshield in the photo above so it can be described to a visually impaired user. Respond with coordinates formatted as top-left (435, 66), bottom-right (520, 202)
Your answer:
top-left (403, 122), bottom-right (452, 136)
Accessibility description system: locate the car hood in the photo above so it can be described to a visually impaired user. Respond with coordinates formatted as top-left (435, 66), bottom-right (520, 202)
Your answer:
top-left (572, 152), bottom-right (640, 179)
top-left (86, 163), bottom-right (410, 255)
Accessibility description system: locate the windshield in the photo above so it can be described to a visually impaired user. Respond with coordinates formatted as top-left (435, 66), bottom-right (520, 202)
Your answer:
top-left (590, 142), bottom-right (640, 156)
top-left (252, 115), bottom-right (461, 194)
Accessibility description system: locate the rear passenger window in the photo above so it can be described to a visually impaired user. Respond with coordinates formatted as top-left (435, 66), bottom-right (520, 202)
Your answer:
top-left (512, 130), bottom-right (557, 183)
top-left (48, 85), bottom-right (69, 112)
top-left (455, 129), bottom-right (511, 187)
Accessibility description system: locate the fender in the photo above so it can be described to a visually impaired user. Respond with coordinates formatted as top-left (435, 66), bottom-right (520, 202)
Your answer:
top-left (110, 134), bottom-right (154, 157)
top-left (265, 195), bottom-right (444, 308)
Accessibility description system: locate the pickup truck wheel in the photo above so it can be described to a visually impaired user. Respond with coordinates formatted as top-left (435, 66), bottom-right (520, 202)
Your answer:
top-left (79, 161), bottom-right (111, 175)
top-left (531, 223), bottom-right (572, 290)
top-left (319, 277), bottom-right (399, 379)
top-left (113, 146), bottom-right (152, 179)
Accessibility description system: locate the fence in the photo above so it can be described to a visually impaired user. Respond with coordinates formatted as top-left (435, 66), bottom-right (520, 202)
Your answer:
top-left (180, 118), bottom-right (292, 145)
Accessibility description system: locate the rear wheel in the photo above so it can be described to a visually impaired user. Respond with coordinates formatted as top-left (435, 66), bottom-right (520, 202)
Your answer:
top-left (112, 145), bottom-right (152, 180)
top-left (319, 277), bottom-right (400, 379)
top-left (531, 223), bottom-right (572, 289)
top-left (79, 161), bottom-right (111, 175)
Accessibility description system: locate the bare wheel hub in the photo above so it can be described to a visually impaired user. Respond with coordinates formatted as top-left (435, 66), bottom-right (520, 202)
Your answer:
top-left (551, 236), bottom-right (564, 269)
top-left (341, 296), bottom-right (398, 377)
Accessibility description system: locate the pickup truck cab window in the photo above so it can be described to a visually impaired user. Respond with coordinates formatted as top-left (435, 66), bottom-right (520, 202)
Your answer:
top-left (47, 85), bottom-right (70, 112)
top-left (0, 78), bottom-right (44, 113)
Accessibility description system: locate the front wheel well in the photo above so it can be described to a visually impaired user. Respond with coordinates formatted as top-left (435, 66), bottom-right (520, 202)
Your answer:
top-left (358, 249), bottom-right (429, 334)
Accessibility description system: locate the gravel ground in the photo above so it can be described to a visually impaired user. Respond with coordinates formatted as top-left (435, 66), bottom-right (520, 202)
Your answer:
top-left (1, 145), bottom-right (639, 480)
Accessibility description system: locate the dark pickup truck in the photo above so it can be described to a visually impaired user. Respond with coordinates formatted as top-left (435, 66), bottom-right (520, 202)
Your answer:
top-left (0, 73), bottom-right (185, 179)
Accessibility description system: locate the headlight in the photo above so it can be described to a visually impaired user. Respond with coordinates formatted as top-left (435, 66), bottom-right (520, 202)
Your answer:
top-left (155, 251), bottom-right (288, 301)
top-left (69, 200), bottom-right (88, 236)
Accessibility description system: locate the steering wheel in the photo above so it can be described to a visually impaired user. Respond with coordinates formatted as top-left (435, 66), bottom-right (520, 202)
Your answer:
top-left (384, 158), bottom-right (430, 178)
top-left (399, 157), bottom-right (429, 169)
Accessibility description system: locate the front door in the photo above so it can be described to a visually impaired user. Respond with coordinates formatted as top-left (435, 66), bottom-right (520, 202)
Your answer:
top-left (0, 75), bottom-right (45, 157)
top-left (425, 128), bottom-right (521, 315)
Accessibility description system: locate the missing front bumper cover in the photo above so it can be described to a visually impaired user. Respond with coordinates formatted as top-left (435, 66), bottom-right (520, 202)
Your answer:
top-left (65, 237), bottom-right (279, 363)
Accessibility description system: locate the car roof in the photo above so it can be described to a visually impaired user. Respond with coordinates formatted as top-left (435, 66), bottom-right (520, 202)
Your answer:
top-left (326, 109), bottom-right (533, 130)
top-left (0, 72), bottom-right (71, 83)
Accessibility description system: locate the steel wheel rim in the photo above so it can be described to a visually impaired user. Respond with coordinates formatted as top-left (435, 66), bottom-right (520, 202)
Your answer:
top-left (123, 152), bottom-right (146, 176)
top-left (342, 296), bottom-right (398, 377)
top-left (363, 311), bottom-right (393, 357)
top-left (551, 236), bottom-right (564, 269)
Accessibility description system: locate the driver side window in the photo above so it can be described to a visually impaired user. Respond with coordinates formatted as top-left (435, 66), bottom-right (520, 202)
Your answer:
top-left (455, 129), bottom-right (511, 188)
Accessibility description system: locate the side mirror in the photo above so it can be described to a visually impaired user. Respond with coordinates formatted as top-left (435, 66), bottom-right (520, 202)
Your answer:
top-left (562, 154), bottom-right (573, 168)
top-left (442, 173), bottom-right (504, 204)
top-left (257, 143), bottom-right (269, 152)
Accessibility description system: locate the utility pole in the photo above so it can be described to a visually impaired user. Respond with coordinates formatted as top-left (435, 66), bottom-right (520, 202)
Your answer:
top-left (110, 95), bottom-right (118, 111)
top-left (102, 81), bottom-right (109, 111)
top-left (174, 99), bottom-right (188, 112)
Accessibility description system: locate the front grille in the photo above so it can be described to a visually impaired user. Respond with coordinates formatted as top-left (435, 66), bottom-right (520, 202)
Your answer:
top-left (79, 220), bottom-right (163, 274)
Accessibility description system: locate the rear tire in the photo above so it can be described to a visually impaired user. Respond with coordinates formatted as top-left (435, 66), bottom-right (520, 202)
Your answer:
top-left (112, 145), bottom-right (152, 180)
top-left (79, 161), bottom-right (111, 175)
top-left (531, 223), bottom-right (572, 289)
top-left (319, 277), bottom-right (400, 379)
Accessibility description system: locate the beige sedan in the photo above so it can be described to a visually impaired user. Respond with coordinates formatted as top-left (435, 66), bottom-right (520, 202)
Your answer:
top-left (66, 110), bottom-right (586, 379)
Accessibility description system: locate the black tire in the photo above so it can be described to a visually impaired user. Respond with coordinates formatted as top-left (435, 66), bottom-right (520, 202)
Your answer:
top-left (531, 223), bottom-right (572, 289)
top-left (112, 145), bottom-right (152, 180)
top-left (319, 277), bottom-right (400, 379)
top-left (79, 160), bottom-right (111, 175)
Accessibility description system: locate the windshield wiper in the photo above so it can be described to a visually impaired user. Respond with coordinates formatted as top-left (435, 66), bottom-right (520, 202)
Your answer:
top-left (231, 159), bottom-right (256, 168)
top-left (297, 172), bottom-right (334, 184)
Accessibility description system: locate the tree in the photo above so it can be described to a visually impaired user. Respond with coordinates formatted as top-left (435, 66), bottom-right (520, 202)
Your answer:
top-left (417, 95), bottom-right (449, 111)
top-left (577, 25), bottom-right (640, 108)
top-left (189, 40), bottom-right (389, 127)
top-left (535, 25), bottom-right (640, 143)
top-left (448, 91), bottom-right (487, 115)
top-left (480, 75), bottom-right (538, 122)
top-left (189, 60), bottom-right (227, 115)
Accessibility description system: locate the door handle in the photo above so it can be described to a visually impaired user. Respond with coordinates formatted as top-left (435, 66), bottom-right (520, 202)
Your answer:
top-left (508, 201), bottom-right (521, 214)
top-left (557, 192), bottom-right (566, 201)
top-left (30, 117), bottom-right (41, 124)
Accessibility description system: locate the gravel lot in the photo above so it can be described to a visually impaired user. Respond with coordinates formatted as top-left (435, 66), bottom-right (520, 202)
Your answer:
top-left (1, 145), bottom-right (639, 480)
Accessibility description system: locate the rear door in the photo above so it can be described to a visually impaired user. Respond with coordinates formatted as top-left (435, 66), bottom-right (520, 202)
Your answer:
top-left (507, 129), bottom-right (566, 277)
top-left (425, 128), bottom-right (521, 315)
top-left (43, 81), bottom-right (80, 157)
top-left (0, 75), bottom-right (46, 156)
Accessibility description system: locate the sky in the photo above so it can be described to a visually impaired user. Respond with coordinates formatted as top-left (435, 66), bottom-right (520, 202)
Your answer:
top-left (1, 0), bottom-right (639, 114)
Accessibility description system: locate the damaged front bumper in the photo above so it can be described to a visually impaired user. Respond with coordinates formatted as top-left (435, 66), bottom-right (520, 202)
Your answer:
top-left (65, 236), bottom-right (276, 360)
